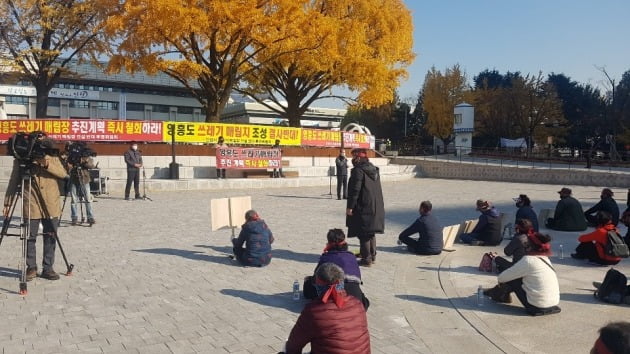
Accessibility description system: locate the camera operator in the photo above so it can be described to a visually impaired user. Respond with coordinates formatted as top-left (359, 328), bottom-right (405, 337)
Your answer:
top-left (64, 142), bottom-right (96, 225)
top-left (3, 133), bottom-right (68, 281)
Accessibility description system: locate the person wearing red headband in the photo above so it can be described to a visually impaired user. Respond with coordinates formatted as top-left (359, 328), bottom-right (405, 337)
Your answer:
top-left (284, 263), bottom-right (370, 354)
top-left (488, 232), bottom-right (561, 316)
top-left (346, 148), bottom-right (384, 267)
top-left (231, 210), bottom-right (274, 267)
top-left (591, 322), bottom-right (630, 354)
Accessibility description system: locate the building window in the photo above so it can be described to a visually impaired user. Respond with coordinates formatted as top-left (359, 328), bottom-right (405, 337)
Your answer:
top-left (126, 102), bottom-right (145, 111)
top-left (5, 96), bottom-right (29, 105)
top-left (153, 104), bottom-right (171, 113)
top-left (454, 113), bottom-right (462, 124)
top-left (96, 101), bottom-right (118, 110)
top-left (48, 98), bottom-right (60, 107)
top-left (70, 100), bottom-right (90, 108)
top-left (177, 106), bottom-right (194, 114)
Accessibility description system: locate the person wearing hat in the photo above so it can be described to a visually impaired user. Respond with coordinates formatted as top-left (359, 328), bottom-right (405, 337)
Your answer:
top-left (514, 194), bottom-right (539, 232)
top-left (123, 141), bottom-right (143, 200)
top-left (546, 187), bottom-right (587, 231)
top-left (284, 263), bottom-right (371, 354)
top-left (346, 148), bottom-right (384, 267)
top-left (584, 188), bottom-right (620, 226)
top-left (459, 199), bottom-right (502, 246)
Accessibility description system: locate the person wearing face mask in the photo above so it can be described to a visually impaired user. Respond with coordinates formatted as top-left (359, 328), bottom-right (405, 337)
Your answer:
top-left (123, 141), bottom-right (143, 201)
top-left (545, 187), bottom-right (587, 231)
top-left (346, 148), bottom-right (384, 267)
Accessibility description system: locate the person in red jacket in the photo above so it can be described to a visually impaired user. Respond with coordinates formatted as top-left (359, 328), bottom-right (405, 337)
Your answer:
top-left (284, 263), bottom-right (370, 354)
top-left (572, 211), bottom-right (621, 265)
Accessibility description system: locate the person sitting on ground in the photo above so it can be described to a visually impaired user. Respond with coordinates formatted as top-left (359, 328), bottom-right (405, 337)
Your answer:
top-left (571, 211), bottom-right (621, 265)
top-left (494, 219), bottom-right (534, 273)
top-left (622, 210), bottom-right (630, 245)
top-left (546, 187), bottom-right (587, 231)
top-left (284, 263), bottom-right (371, 354)
top-left (485, 232), bottom-right (561, 316)
top-left (514, 194), bottom-right (539, 232)
top-left (591, 322), bottom-right (630, 354)
top-left (231, 210), bottom-right (274, 267)
top-left (459, 199), bottom-right (502, 246)
top-left (398, 200), bottom-right (443, 255)
top-left (303, 229), bottom-right (370, 310)
top-left (585, 188), bottom-right (620, 226)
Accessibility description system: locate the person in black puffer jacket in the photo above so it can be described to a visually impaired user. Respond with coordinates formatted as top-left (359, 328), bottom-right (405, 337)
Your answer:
top-left (232, 210), bottom-right (274, 267)
top-left (460, 199), bottom-right (502, 246)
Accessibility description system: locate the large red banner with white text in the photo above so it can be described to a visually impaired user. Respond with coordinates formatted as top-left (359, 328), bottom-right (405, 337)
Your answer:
top-left (0, 119), bottom-right (163, 142)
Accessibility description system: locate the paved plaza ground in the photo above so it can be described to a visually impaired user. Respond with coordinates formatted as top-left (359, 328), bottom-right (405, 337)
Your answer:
top-left (1, 178), bottom-right (630, 353)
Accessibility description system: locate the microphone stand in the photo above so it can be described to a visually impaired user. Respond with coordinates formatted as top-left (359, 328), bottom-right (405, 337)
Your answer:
top-left (141, 166), bottom-right (153, 201)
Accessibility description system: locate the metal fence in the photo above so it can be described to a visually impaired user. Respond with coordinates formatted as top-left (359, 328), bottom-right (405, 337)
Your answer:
top-left (382, 144), bottom-right (630, 173)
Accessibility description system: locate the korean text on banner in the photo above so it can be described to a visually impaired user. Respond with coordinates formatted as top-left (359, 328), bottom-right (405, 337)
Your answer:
top-left (0, 119), bottom-right (162, 142)
top-left (216, 147), bottom-right (282, 169)
top-left (164, 122), bottom-right (301, 146)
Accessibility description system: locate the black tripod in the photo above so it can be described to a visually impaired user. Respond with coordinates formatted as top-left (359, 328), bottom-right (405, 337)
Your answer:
top-left (140, 166), bottom-right (152, 201)
top-left (0, 163), bottom-right (74, 295)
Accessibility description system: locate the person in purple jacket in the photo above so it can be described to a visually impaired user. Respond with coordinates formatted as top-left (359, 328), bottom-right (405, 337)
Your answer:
top-left (303, 229), bottom-right (369, 310)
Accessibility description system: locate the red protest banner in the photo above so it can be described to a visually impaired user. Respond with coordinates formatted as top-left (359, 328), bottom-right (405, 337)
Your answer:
top-left (0, 119), bottom-right (163, 142)
top-left (216, 147), bottom-right (282, 169)
top-left (301, 128), bottom-right (372, 148)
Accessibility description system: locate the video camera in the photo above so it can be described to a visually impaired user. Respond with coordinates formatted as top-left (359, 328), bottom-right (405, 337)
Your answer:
top-left (7, 131), bottom-right (59, 162)
top-left (66, 142), bottom-right (97, 165)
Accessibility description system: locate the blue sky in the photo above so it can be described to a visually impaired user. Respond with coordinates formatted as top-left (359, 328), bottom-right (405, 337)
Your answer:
top-left (323, 0), bottom-right (630, 108)
top-left (398, 0), bottom-right (630, 101)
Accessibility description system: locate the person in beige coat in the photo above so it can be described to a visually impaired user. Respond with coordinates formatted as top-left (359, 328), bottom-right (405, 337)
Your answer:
top-left (3, 142), bottom-right (68, 281)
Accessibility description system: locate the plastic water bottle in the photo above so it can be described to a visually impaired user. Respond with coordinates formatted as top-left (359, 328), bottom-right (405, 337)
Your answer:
top-left (292, 280), bottom-right (300, 301)
top-left (477, 285), bottom-right (484, 307)
top-left (558, 244), bottom-right (564, 260)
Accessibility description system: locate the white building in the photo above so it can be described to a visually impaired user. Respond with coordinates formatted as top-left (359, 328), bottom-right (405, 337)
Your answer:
top-left (0, 61), bottom-right (346, 127)
top-left (453, 102), bottom-right (474, 155)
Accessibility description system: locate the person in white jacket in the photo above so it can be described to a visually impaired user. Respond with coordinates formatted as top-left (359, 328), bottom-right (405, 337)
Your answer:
top-left (491, 232), bottom-right (561, 316)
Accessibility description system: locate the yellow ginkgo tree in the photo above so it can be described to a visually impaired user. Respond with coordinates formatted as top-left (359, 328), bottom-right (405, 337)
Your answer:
top-left (106, 0), bottom-right (313, 122)
top-left (0, 0), bottom-right (117, 118)
top-left (238, 0), bottom-right (415, 127)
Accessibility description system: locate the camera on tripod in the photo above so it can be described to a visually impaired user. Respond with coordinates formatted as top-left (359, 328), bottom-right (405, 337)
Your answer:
top-left (66, 141), bottom-right (97, 166)
top-left (6, 131), bottom-right (59, 162)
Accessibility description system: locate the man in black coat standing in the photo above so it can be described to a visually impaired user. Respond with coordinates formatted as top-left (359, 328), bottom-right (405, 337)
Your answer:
top-left (124, 141), bottom-right (143, 200)
top-left (335, 150), bottom-right (348, 200)
top-left (346, 149), bottom-right (385, 267)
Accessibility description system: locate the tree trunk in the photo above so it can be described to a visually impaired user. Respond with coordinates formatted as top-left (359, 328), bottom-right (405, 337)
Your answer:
top-left (35, 82), bottom-right (50, 118)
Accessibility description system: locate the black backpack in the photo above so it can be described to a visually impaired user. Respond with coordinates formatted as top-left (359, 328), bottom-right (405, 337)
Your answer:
top-left (605, 230), bottom-right (630, 258)
top-left (595, 268), bottom-right (628, 304)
